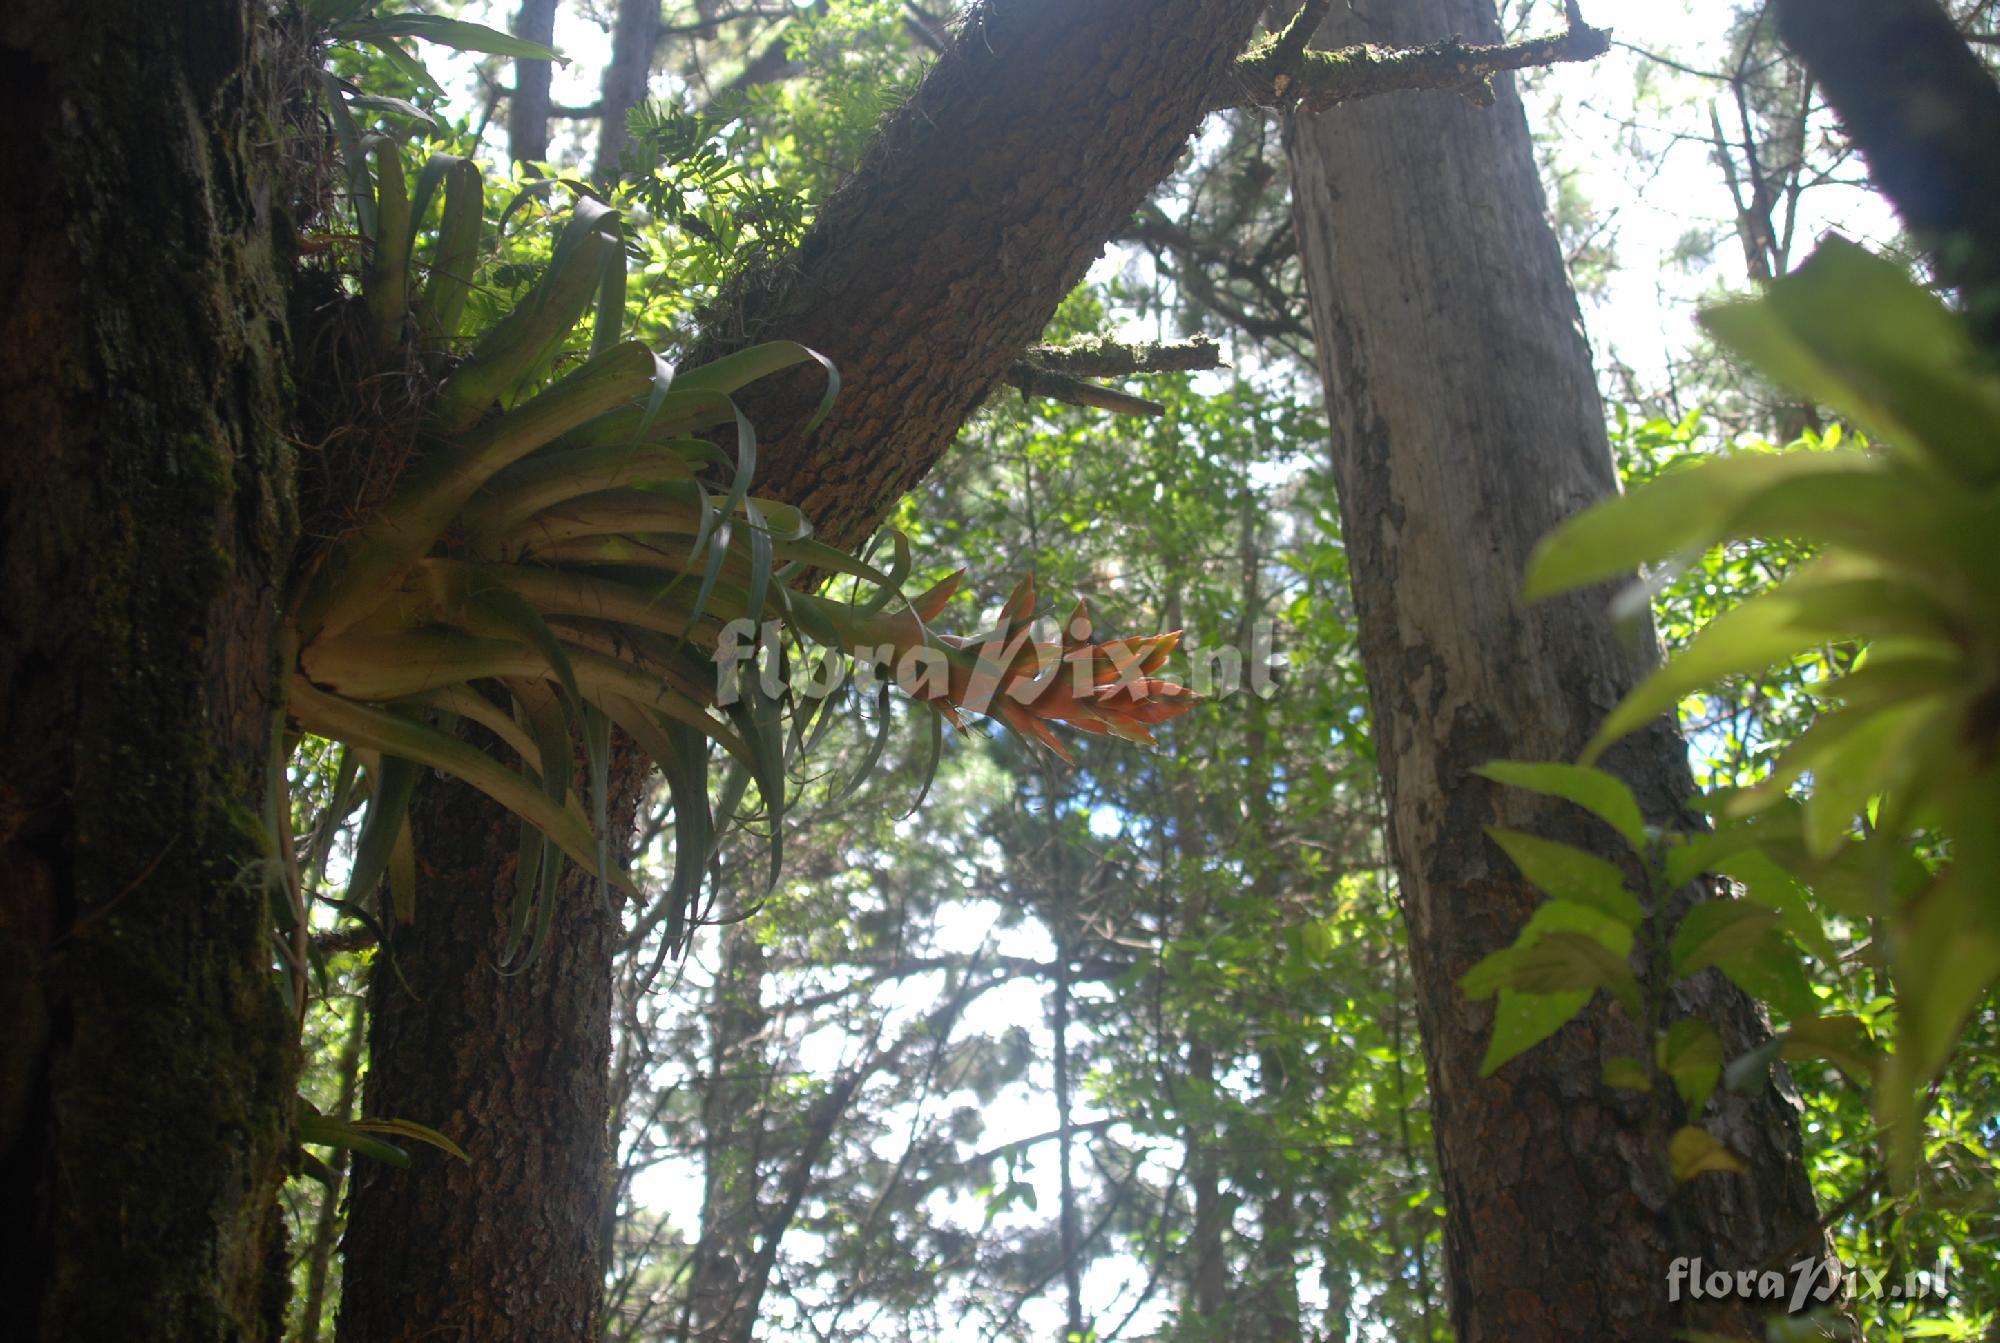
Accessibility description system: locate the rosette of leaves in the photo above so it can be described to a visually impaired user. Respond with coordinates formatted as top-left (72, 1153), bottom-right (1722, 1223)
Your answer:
top-left (284, 138), bottom-right (1199, 973)
top-left (1473, 238), bottom-right (2000, 1183)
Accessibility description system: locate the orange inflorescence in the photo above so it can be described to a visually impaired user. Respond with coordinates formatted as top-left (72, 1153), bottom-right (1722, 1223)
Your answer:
top-left (952, 575), bottom-right (1203, 765)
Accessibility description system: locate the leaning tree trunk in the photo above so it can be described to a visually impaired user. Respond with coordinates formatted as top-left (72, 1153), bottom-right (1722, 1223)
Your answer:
top-left (698, 0), bottom-right (1272, 550)
top-left (336, 4), bottom-right (1269, 1338)
top-left (0, 1), bottom-right (298, 1338)
top-left (1283, 0), bottom-right (1822, 1337)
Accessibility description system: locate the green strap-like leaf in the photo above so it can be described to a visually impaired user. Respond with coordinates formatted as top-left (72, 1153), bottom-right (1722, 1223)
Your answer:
top-left (463, 444), bottom-right (703, 541)
top-left (421, 156), bottom-right (483, 344)
top-left (345, 752), bottom-right (418, 908)
top-left (297, 339), bottom-right (657, 639)
top-left (1484, 827), bottom-right (1643, 927)
top-left (362, 139), bottom-right (412, 356)
top-left (292, 681), bottom-right (615, 886)
top-left (431, 200), bottom-right (624, 434)
top-left (338, 13), bottom-right (564, 62)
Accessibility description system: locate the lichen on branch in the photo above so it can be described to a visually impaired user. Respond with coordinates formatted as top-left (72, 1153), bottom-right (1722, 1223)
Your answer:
top-left (1004, 335), bottom-right (1225, 418)
top-left (1227, 1), bottom-right (1609, 114)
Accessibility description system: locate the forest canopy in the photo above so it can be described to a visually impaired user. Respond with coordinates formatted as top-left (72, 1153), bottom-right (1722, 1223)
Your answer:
top-left (3, 2), bottom-right (1998, 1342)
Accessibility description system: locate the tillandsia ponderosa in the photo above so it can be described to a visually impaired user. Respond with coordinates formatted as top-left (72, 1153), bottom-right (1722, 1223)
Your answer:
top-left (280, 129), bottom-right (1201, 992)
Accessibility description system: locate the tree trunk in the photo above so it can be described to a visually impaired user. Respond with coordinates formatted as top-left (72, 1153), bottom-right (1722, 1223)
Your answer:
top-left (685, 915), bottom-right (771, 1342)
top-left (340, 5), bottom-right (1271, 1337)
top-left (701, 0), bottom-right (1270, 545)
top-left (595, 0), bottom-right (662, 181)
top-left (508, 0), bottom-right (558, 165)
top-left (1283, 1), bottom-right (1823, 1337)
top-left (0, 1), bottom-right (298, 1337)
top-left (335, 741), bottom-right (642, 1343)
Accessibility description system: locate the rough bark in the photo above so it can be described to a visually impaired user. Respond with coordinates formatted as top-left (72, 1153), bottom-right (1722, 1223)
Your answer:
top-left (698, 0), bottom-right (1271, 543)
top-left (1771, 0), bottom-right (2000, 348)
top-left (595, 0), bottom-right (662, 180)
top-left (0, 1), bottom-right (298, 1337)
top-left (1283, 0), bottom-right (1823, 1337)
top-left (508, 0), bottom-right (559, 165)
top-left (334, 741), bottom-right (641, 1343)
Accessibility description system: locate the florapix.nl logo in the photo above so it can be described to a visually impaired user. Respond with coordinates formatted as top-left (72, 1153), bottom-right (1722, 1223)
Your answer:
top-left (1667, 1253), bottom-right (1955, 1313)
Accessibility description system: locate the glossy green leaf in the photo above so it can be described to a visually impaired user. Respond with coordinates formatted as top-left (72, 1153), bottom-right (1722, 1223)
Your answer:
top-left (1480, 987), bottom-right (1591, 1077)
top-left (1524, 452), bottom-right (1869, 602)
top-left (1671, 898), bottom-right (1780, 978)
top-left (1475, 761), bottom-right (1647, 851)
top-left (1582, 569), bottom-right (1928, 764)
top-left (1485, 826), bottom-right (1643, 927)
top-left (1699, 236), bottom-right (2000, 489)
top-left (1657, 1017), bottom-right (1723, 1114)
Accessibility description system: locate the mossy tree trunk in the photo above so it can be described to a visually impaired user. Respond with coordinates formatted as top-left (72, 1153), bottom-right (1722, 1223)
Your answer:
top-left (0, 1), bottom-right (298, 1337)
top-left (336, 5), bottom-right (1270, 1338)
top-left (1283, 0), bottom-right (1824, 1336)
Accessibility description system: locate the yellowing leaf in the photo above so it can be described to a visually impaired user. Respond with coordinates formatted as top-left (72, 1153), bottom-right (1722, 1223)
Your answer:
top-left (1668, 1125), bottom-right (1748, 1181)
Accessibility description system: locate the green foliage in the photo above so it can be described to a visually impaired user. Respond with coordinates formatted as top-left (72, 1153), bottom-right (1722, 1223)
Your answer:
top-left (285, 126), bottom-right (1194, 973)
top-left (1473, 237), bottom-right (2000, 1333)
top-left (311, 1), bottom-right (563, 101)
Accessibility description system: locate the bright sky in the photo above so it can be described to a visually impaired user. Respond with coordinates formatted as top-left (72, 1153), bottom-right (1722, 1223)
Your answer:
top-left (1523, 0), bottom-right (1898, 391)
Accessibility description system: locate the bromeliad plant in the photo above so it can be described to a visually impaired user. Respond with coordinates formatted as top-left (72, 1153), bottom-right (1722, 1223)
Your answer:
top-left (280, 132), bottom-right (1199, 985)
top-left (1464, 239), bottom-right (2000, 1188)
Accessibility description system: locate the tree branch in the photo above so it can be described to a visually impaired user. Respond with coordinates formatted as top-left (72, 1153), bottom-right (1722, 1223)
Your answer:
top-left (1003, 335), bottom-right (1225, 418)
top-left (1020, 333), bottom-right (1224, 378)
top-left (1227, 13), bottom-right (1611, 114)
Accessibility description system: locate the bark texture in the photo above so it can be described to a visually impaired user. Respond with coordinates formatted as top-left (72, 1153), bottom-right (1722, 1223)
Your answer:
top-left (700, 0), bottom-right (1270, 542)
top-left (0, 1), bottom-right (298, 1337)
top-left (335, 741), bottom-right (641, 1343)
top-left (1283, 1), bottom-right (1822, 1337)
top-left (1772, 0), bottom-right (2000, 347)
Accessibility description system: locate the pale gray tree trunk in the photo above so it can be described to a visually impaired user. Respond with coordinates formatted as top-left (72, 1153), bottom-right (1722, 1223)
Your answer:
top-left (1283, 0), bottom-right (1824, 1336)
top-left (595, 0), bottom-right (662, 180)
top-left (509, 0), bottom-right (558, 164)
